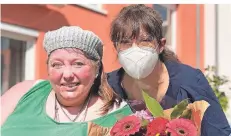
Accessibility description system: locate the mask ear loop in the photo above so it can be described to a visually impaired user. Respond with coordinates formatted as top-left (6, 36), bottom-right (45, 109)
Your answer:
top-left (151, 39), bottom-right (161, 53)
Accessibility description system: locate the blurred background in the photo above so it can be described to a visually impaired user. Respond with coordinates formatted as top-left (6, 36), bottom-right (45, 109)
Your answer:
top-left (1, 4), bottom-right (231, 124)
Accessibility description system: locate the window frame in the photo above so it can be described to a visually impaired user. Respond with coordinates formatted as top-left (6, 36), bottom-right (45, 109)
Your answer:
top-left (153, 4), bottom-right (177, 52)
top-left (1, 22), bottom-right (38, 93)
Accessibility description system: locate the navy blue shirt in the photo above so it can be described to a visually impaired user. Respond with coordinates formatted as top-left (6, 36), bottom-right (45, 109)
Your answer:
top-left (107, 61), bottom-right (231, 136)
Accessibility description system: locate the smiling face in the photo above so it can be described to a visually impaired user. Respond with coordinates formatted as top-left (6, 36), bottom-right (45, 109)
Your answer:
top-left (47, 48), bottom-right (98, 103)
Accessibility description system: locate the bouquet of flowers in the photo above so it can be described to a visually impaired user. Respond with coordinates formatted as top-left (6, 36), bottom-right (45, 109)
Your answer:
top-left (110, 90), bottom-right (210, 136)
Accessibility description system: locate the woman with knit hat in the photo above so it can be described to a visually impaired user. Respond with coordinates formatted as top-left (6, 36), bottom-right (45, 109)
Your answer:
top-left (1, 26), bottom-right (133, 136)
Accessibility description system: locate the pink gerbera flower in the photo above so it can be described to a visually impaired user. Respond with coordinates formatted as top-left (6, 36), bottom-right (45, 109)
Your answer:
top-left (166, 118), bottom-right (197, 136)
top-left (110, 115), bottom-right (141, 136)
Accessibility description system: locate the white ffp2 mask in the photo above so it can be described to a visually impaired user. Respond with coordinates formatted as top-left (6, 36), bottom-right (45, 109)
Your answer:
top-left (118, 46), bottom-right (159, 79)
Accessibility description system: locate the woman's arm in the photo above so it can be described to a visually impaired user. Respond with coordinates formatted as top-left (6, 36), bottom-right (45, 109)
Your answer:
top-left (180, 70), bottom-right (231, 136)
top-left (196, 71), bottom-right (231, 136)
top-left (1, 80), bottom-right (36, 126)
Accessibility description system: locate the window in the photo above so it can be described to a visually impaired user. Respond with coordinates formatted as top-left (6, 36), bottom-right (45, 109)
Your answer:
top-left (1, 37), bottom-right (26, 94)
top-left (153, 4), bottom-right (176, 46)
top-left (153, 4), bottom-right (168, 21)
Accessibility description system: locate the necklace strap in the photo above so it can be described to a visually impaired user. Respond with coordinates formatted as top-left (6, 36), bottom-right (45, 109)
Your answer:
top-left (54, 93), bottom-right (92, 122)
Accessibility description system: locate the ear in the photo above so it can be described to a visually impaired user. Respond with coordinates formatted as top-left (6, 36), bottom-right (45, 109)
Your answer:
top-left (159, 38), bottom-right (166, 53)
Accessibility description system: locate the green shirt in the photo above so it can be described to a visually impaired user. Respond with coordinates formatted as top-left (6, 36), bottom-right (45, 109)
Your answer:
top-left (2, 80), bottom-right (133, 136)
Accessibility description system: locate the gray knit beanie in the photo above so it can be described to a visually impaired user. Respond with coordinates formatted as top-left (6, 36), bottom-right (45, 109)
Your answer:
top-left (43, 26), bottom-right (103, 60)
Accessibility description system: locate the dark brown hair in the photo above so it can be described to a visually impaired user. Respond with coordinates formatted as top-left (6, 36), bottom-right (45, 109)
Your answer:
top-left (110, 4), bottom-right (179, 62)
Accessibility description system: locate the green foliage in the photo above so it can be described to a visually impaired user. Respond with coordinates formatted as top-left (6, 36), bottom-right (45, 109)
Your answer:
top-left (205, 66), bottom-right (230, 112)
top-left (180, 108), bottom-right (192, 119)
top-left (142, 90), bottom-right (164, 117)
top-left (170, 99), bottom-right (189, 119)
top-left (141, 119), bottom-right (149, 127)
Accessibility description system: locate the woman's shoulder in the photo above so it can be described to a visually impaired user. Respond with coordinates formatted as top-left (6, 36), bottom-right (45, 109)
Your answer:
top-left (163, 61), bottom-right (208, 101)
top-left (165, 61), bottom-right (217, 102)
top-left (165, 61), bottom-right (203, 86)
top-left (2, 80), bottom-right (38, 101)
top-left (1, 79), bottom-right (49, 108)
top-left (106, 68), bottom-right (127, 98)
top-left (1, 80), bottom-right (39, 125)
top-left (107, 67), bottom-right (124, 80)
top-left (2, 79), bottom-right (49, 99)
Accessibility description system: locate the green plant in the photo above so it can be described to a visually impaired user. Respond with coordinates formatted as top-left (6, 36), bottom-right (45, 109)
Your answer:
top-left (205, 66), bottom-right (229, 112)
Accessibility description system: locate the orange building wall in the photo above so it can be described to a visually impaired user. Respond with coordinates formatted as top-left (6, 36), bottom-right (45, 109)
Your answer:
top-left (200, 5), bottom-right (205, 70)
top-left (1, 4), bottom-right (205, 79)
top-left (176, 4), bottom-right (204, 70)
top-left (1, 4), bottom-right (128, 79)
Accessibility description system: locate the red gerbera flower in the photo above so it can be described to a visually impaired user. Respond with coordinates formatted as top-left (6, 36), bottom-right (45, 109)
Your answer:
top-left (146, 117), bottom-right (169, 136)
top-left (110, 115), bottom-right (141, 136)
top-left (166, 118), bottom-right (197, 136)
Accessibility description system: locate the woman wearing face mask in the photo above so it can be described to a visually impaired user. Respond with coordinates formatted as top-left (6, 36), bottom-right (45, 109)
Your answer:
top-left (107, 4), bottom-right (231, 136)
top-left (1, 26), bottom-right (133, 136)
